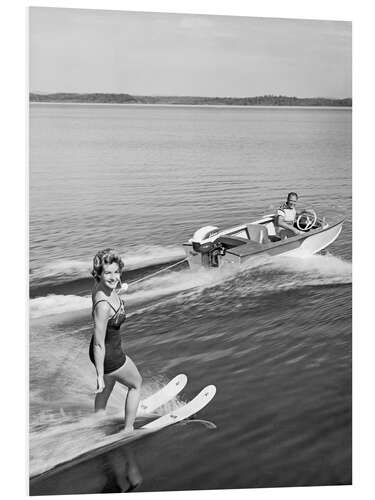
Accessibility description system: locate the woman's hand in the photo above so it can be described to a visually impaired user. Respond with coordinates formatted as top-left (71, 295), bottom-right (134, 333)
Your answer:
top-left (95, 376), bottom-right (105, 393)
top-left (121, 282), bottom-right (129, 292)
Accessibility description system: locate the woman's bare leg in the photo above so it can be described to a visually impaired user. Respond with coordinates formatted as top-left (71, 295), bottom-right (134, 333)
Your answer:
top-left (111, 357), bottom-right (142, 431)
top-left (95, 375), bottom-right (116, 412)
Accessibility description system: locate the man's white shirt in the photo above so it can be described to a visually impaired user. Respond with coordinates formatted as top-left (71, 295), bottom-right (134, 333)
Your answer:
top-left (277, 204), bottom-right (296, 223)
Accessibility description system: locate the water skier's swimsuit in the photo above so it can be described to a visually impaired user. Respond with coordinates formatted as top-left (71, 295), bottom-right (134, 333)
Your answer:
top-left (89, 296), bottom-right (127, 374)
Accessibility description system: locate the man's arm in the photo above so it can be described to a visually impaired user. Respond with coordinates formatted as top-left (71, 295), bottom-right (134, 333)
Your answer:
top-left (276, 214), bottom-right (301, 235)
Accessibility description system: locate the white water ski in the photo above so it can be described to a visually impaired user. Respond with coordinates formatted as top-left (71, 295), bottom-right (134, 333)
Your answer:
top-left (137, 374), bottom-right (187, 415)
top-left (31, 384), bottom-right (216, 481)
top-left (142, 385), bottom-right (216, 429)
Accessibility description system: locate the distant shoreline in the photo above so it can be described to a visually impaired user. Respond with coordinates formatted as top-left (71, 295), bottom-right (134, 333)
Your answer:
top-left (29, 101), bottom-right (352, 111)
top-left (29, 93), bottom-right (352, 108)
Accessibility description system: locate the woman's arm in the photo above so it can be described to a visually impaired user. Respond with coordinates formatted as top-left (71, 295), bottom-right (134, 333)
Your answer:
top-left (92, 302), bottom-right (110, 391)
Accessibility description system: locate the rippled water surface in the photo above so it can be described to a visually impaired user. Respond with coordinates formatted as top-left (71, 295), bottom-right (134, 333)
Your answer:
top-left (29, 103), bottom-right (351, 494)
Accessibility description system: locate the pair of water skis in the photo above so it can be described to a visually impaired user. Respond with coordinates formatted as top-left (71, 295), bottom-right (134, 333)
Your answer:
top-left (31, 375), bottom-right (216, 480)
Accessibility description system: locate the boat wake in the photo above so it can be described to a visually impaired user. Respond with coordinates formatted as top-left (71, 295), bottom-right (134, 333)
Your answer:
top-left (29, 252), bottom-right (351, 320)
top-left (252, 252), bottom-right (352, 288)
top-left (30, 294), bottom-right (92, 319)
top-left (30, 245), bottom-right (186, 284)
top-left (29, 265), bottom-right (230, 319)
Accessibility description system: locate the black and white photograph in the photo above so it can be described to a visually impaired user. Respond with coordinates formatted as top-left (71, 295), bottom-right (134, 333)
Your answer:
top-left (28, 5), bottom-right (352, 495)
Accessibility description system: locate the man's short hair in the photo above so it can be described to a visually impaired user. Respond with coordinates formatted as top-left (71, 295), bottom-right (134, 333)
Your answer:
top-left (287, 192), bottom-right (298, 200)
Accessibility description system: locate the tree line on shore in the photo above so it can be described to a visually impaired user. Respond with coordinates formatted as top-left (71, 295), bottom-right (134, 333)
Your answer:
top-left (29, 92), bottom-right (352, 107)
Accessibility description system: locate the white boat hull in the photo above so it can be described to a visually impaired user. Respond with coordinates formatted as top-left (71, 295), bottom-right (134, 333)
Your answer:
top-left (183, 216), bottom-right (344, 269)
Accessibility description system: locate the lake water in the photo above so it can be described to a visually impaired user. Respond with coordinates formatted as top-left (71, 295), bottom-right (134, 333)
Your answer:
top-left (29, 103), bottom-right (352, 494)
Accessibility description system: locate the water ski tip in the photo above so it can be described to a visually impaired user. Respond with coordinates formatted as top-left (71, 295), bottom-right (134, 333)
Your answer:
top-left (142, 383), bottom-right (216, 430)
top-left (137, 373), bottom-right (188, 415)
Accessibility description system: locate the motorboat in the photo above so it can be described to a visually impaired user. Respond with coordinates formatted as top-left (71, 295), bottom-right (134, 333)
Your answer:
top-left (182, 209), bottom-right (344, 269)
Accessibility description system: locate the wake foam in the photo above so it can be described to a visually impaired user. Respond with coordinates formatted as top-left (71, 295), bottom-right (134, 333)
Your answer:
top-left (222, 252), bottom-right (353, 300)
top-left (30, 295), bottom-right (91, 319)
top-left (29, 266), bottom-right (225, 319)
top-left (266, 252), bottom-right (352, 286)
top-left (29, 376), bottom-right (184, 476)
top-left (29, 253), bottom-right (351, 319)
top-left (31, 259), bottom-right (90, 281)
top-left (31, 245), bottom-right (186, 282)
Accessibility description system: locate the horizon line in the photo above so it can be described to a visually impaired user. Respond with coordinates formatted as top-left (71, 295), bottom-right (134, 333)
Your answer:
top-left (29, 91), bottom-right (352, 100)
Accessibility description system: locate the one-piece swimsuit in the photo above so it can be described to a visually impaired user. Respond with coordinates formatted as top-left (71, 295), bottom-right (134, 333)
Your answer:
top-left (89, 296), bottom-right (127, 374)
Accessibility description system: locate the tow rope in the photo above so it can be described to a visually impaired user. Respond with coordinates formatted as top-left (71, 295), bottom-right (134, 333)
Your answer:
top-left (128, 258), bottom-right (188, 286)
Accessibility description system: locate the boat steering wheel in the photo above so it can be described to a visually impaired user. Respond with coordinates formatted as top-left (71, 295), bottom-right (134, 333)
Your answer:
top-left (296, 209), bottom-right (317, 231)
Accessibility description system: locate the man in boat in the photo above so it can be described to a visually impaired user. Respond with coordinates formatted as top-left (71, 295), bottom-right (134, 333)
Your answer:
top-left (275, 192), bottom-right (302, 237)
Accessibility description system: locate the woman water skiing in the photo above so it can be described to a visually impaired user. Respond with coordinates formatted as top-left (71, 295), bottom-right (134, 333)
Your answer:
top-left (89, 248), bottom-right (142, 432)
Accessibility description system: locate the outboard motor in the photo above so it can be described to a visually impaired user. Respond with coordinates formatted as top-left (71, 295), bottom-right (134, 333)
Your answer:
top-left (190, 226), bottom-right (219, 253)
top-left (189, 226), bottom-right (224, 267)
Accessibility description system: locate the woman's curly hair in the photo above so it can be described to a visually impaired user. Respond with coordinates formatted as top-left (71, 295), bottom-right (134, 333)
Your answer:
top-left (91, 248), bottom-right (125, 283)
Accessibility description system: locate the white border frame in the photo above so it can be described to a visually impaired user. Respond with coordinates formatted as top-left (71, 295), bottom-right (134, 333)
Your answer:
top-left (2, 1), bottom-right (373, 499)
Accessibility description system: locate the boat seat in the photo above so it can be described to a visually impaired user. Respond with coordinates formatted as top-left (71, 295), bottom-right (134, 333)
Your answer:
top-left (246, 224), bottom-right (269, 244)
top-left (216, 235), bottom-right (248, 248)
top-left (226, 239), bottom-right (263, 257)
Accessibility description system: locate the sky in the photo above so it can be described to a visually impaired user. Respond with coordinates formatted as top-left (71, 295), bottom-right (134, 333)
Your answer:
top-left (29, 7), bottom-right (352, 98)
